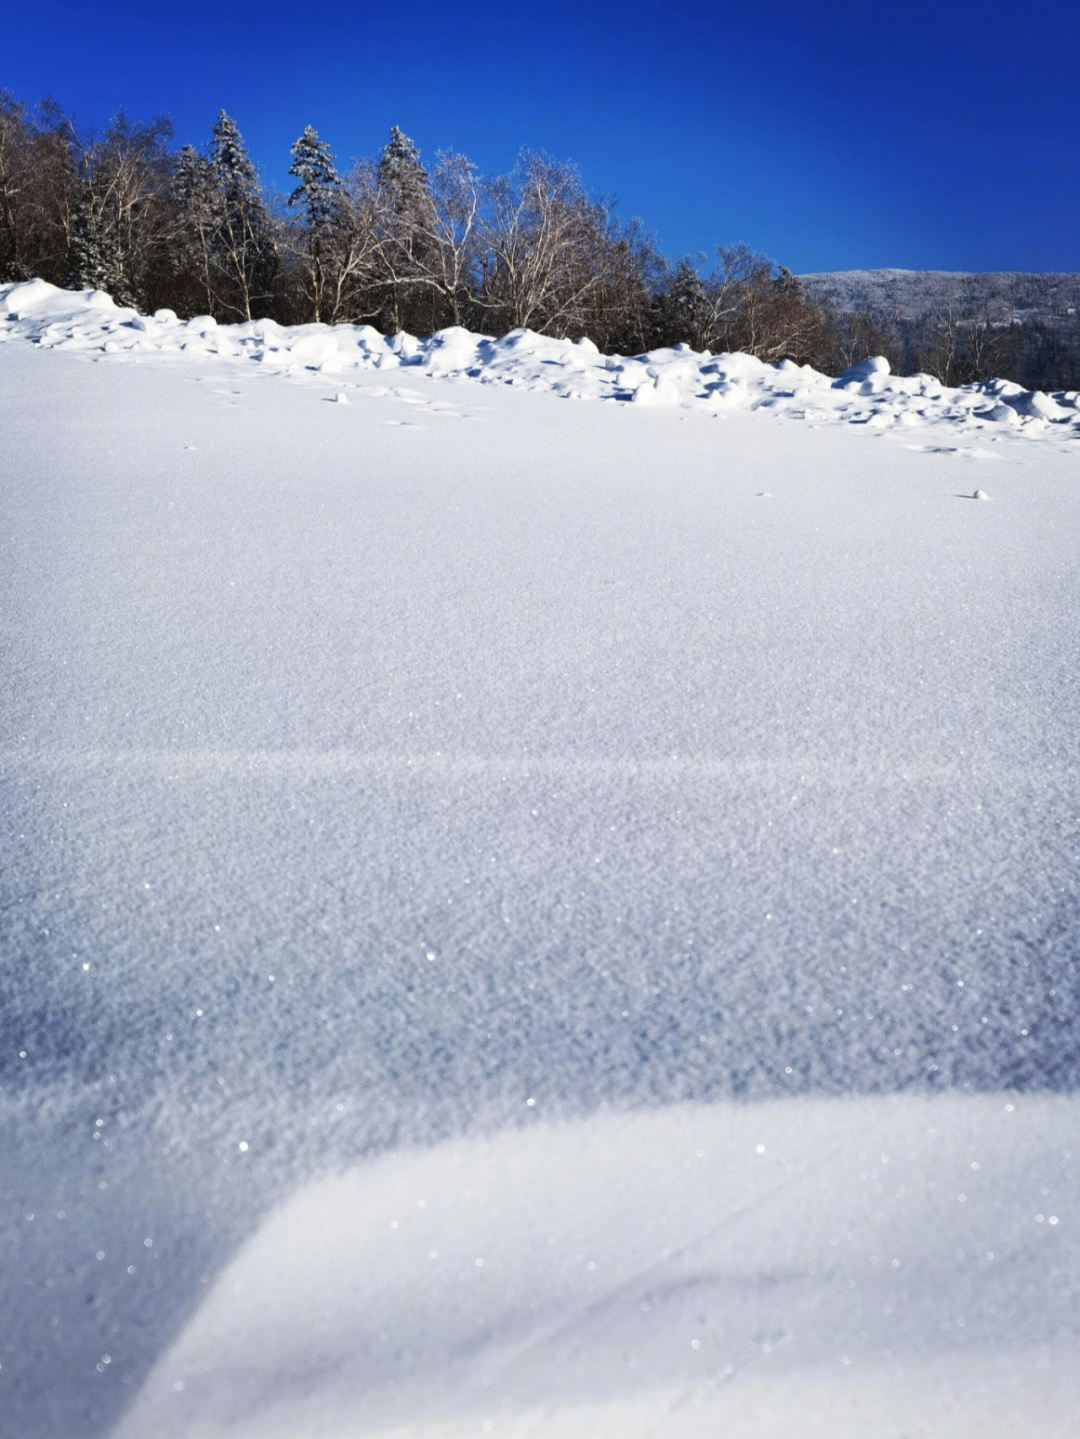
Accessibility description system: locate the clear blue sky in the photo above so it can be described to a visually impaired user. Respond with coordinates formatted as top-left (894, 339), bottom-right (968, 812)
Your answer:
top-left (5, 0), bottom-right (1078, 273)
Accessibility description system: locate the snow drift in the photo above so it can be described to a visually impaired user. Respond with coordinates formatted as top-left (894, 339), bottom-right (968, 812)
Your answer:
top-left (3, 278), bottom-right (1079, 439)
top-left (116, 1096), bottom-right (1080, 1439)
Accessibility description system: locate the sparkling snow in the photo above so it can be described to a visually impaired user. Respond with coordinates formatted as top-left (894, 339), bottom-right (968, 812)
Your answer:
top-left (1, 282), bottom-right (1078, 1438)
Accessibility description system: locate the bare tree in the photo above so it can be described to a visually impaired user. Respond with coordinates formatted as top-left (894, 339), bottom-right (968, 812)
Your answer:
top-left (960, 300), bottom-right (1013, 383)
top-left (583, 219), bottom-right (662, 354)
top-left (821, 305), bottom-right (902, 373)
top-left (477, 152), bottom-right (611, 336)
top-left (925, 302), bottom-right (962, 384)
top-left (705, 244), bottom-right (763, 345)
top-left (655, 245), bottom-right (798, 356)
top-left (420, 151), bottom-right (481, 326)
top-left (320, 160), bottom-right (382, 324)
top-left (737, 270), bottom-right (824, 363)
top-left (0, 93), bottom-right (34, 278)
top-left (0, 97), bottom-right (80, 286)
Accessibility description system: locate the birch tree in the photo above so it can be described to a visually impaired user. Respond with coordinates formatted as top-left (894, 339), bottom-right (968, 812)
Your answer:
top-left (478, 152), bottom-right (610, 336)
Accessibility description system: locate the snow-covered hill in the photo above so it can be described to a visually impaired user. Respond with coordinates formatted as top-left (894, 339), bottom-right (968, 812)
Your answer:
top-left (798, 268), bottom-right (1080, 327)
top-left (2, 282), bottom-right (1078, 1438)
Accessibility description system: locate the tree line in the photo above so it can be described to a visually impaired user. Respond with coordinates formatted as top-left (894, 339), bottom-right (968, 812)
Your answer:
top-left (1, 91), bottom-right (1068, 386)
top-left (890, 307), bottom-right (1080, 392)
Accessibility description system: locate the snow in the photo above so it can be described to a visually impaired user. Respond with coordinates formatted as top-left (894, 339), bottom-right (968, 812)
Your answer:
top-left (834, 355), bottom-right (892, 384)
top-left (1, 281), bottom-right (1079, 1439)
top-left (3, 279), bottom-right (1080, 438)
top-left (115, 1097), bottom-right (1080, 1439)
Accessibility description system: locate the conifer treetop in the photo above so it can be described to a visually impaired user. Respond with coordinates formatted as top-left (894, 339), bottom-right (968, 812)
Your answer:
top-left (210, 111), bottom-right (259, 196)
top-left (288, 125), bottom-right (341, 230)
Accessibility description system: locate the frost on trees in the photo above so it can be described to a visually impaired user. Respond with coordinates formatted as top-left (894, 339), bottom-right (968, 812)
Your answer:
top-left (207, 110), bottom-right (277, 321)
top-left (374, 126), bottom-right (436, 334)
top-left (288, 125), bottom-right (345, 323)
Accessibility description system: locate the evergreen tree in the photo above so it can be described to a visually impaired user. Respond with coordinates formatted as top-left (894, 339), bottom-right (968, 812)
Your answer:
top-left (67, 190), bottom-right (119, 294)
top-left (376, 126), bottom-right (428, 217)
top-left (374, 125), bottom-right (433, 332)
top-left (663, 261), bottom-right (712, 349)
top-left (174, 143), bottom-right (211, 204)
top-left (207, 110), bottom-right (276, 320)
top-left (210, 110), bottom-right (259, 203)
top-left (170, 144), bottom-right (218, 314)
top-left (288, 125), bottom-right (342, 322)
top-left (288, 125), bottom-right (340, 232)
top-left (62, 113), bottom-right (171, 309)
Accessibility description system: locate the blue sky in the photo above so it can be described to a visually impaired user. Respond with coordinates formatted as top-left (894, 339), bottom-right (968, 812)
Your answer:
top-left (4, 0), bottom-right (1078, 273)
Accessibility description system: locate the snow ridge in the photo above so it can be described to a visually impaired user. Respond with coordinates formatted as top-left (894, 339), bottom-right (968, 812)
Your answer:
top-left (3, 278), bottom-right (1079, 440)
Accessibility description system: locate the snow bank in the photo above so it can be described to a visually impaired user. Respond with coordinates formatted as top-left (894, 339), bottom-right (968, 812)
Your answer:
top-left (115, 1095), bottom-right (1080, 1439)
top-left (3, 279), bottom-right (1078, 442)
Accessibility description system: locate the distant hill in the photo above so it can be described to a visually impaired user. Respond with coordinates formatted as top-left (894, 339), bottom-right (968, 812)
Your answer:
top-left (798, 270), bottom-right (1080, 390)
top-left (798, 269), bottom-right (1080, 326)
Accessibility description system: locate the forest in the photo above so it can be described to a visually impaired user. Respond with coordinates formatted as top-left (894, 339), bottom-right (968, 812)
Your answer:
top-left (2, 93), bottom-right (1077, 388)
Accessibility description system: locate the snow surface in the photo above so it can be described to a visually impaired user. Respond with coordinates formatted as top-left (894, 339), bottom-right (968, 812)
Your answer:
top-left (115, 1097), bottom-right (1079, 1439)
top-left (1, 281), bottom-right (1079, 1437)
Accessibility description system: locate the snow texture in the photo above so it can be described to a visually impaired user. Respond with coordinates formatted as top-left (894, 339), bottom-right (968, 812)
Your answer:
top-left (1, 281), bottom-right (1079, 1438)
top-left (116, 1097), bottom-right (1080, 1439)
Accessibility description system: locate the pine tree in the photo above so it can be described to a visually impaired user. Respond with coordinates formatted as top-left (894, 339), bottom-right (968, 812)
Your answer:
top-left (210, 111), bottom-right (259, 205)
top-left (67, 185), bottom-right (134, 304)
top-left (174, 143), bottom-right (212, 206)
top-left (170, 144), bottom-right (218, 313)
top-left (376, 126), bottom-right (428, 217)
top-left (287, 125), bottom-right (342, 322)
top-left (664, 261), bottom-right (712, 349)
top-left (67, 191), bottom-right (117, 293)
top-left (207, 110), bottom-right (276, 320)
top-left (288, 125), bottom-right (340, 233)
top-left (375, 126), bottom-right (433, 332)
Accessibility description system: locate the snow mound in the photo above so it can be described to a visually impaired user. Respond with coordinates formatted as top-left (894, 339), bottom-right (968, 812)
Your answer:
top-left (114, 1095), bottom-right (1080, 1439)
top-left (836, 355), bottom-right (891, 383)
top-left (0, 275), bottom-right (59, 317)
top-left (2, 279), bottom-right (1077, 444)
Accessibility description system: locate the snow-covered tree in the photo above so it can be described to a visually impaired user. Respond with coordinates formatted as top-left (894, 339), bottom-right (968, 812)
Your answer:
top-left (661, 261), bottom-right (712, 350)
top-left (59, 113), bottom-right (174, 308)
top-left (287, 125), bottom-right (342, 322)
top-left (424, 151), bottom-right (481, 326)
top-left (374, 125), bottom-right (434, 332)
top-left (208, 110), bottom-right (276, 320)
top-left (66, 190), bottom-right (120, 294)
top-left (376, 126), bottom-right (428, 222)
top-left (210, 111), bottom-right (257, 199)
top-left (478, 153), bottom-right (611, 337)
top-left (288, 125), bottom-right (340, 232)
top-left (169, 144), bottom-right (218, 313)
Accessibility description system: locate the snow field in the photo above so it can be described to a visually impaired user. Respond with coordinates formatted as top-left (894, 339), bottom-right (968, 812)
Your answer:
top-left (1, 284), bottom-right (1078, 1437)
